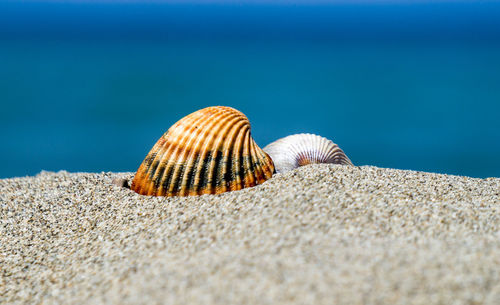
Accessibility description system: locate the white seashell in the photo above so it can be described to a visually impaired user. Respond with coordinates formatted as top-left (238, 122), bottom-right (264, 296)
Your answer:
top-left (263, 133), bottom-right (353, 173)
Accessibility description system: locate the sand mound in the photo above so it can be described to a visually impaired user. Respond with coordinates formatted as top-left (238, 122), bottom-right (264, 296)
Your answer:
top-left (1, 165), bottom-right (499, 304)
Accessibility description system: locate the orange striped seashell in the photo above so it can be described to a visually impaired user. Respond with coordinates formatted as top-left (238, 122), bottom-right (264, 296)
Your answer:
top-left (131, 106), bottom-right (275, 197)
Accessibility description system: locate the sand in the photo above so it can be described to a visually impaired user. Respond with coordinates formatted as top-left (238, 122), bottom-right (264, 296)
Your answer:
top-left (1, 164), bottom-right (499, 304)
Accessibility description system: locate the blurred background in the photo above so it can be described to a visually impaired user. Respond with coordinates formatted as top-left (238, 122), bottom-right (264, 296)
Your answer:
top-left (0, 0), bottom-right (499, 178)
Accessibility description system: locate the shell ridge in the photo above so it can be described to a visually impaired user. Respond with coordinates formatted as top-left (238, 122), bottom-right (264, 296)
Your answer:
top-left (169, 113), bottom-right (220, 196)
top-left (232, 124), bottom-right (248, 190)
top-left (212, 116), bottom-right (241, 192)
top-left (248, 134), bottom-right (262, 185)
top-left (136, 140), bottom-right (166, 195)
top-left (195, 110), bottom-right (243, 194)
top-left (187, 109), bottom-right (238, 195)
top-left (152, 113), bottom-right (213, 196)
top-left (258, 143), bottom-right (274, 180)
top-left (164, 114), bottom-right (214, 196)
top-left (138, 108), bottom-right (218, 195)
top-left (178, 118), bottom-right (215, 196)
top-left (219, 118), bottom-right (248, 193)
top-left (241, 130), bottom-right (254, 187)
top-left (143, 113), bottom-right (203, 195)
top-left (250, 138), bottom-right (266, 184)
top-left (263, 133), bottom-right (353, 174)
top-left (134, 138), bottom-right (172, 195)
top-left (202, 112), bottom-right (242, 194)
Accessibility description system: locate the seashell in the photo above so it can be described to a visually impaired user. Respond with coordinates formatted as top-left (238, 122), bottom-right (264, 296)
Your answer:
top-left (131, 106), bottom-right (275, 197)
top-left (263, 133), bottom-right (353, 174)
top-left (112, 178), bottom-right (129, 189)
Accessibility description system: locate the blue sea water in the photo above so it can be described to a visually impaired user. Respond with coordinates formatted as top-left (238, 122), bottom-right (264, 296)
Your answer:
top-left (1, 2), bottom-right (499, 178)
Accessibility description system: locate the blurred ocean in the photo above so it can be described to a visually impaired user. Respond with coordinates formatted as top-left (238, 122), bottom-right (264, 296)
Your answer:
top-left (1, 1), bottom-right (499, 178)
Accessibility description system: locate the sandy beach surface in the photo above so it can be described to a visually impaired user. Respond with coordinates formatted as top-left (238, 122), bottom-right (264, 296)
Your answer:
top-left (1, 165), bottom-right (499, 304)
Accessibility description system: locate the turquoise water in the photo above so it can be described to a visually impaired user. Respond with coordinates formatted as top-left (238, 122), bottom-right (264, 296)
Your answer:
top-left (1, 3), bottom-right (499, 178)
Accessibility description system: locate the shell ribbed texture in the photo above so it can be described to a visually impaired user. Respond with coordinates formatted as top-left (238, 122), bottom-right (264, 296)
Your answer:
top-left (263, 133), bottom-right (353, 174)
top-left (131, 106), bottom-right (275, 197)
